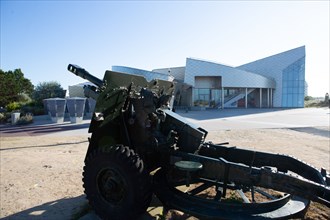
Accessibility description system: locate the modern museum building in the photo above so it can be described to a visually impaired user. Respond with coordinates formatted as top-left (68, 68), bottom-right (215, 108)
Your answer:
top-left (71, 46), bottom-right (306, 109)
top-left (111, 46), bottom-right (306, 109)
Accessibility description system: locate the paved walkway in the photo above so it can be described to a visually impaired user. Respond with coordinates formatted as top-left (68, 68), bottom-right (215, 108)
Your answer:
top-left (1, 108), bottom-right (329, 137)
top-left (0, 118), bottom-right (90, 137)
top-left (177, 107), bottom-right (330, 131)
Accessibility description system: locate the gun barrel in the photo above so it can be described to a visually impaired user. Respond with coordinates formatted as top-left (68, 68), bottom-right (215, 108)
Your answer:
top-left (68, 64), bottom-right (103, 88)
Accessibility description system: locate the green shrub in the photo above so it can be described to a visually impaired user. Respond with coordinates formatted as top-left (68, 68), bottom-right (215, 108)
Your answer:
top-left (304, 96), bottom-right (313, 101)
top-left (17, 93), bottom-right (32, 104)
top-left (20, 101), bottom-right (46, 116)
top-left (32, 107), bottom-right (46, 115)
top-left (6, 102), bottom-right (21, 112)
top-left (305, 99), bottom-right (329, 108)
top-left (0, 113), bottom-right (7, 123)
top-left (16, 113), bottom-right (33, 125)
top-left (33, 81), bottom-right (66, 106)
top-left (21, 105), bottom-right (45, 115)
top-left (2, 112), bottom-right (11, 123)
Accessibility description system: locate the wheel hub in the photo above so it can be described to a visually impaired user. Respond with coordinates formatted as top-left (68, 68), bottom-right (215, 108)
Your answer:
top-left (98, 168), bottom-right (126, 204)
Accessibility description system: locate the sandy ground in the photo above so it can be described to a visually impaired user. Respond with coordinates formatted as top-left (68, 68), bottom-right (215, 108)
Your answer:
top-left (0, 135), bottom-right (89, 219)
top-left (0, 127), bottom-right (329, 219)
top-left (206, 127), bottom-right (330, 171)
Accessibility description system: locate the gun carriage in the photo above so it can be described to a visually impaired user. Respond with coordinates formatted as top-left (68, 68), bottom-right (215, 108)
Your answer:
top-left (68, 64), bottom-right (330, 220)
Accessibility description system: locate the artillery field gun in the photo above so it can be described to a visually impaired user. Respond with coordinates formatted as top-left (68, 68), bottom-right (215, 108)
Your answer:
top-left (68, 64), bottom-right (330, 220)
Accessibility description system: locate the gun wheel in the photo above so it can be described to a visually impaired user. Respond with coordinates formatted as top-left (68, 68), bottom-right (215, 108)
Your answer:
top-left (83, 145), bottom-right (152, 220)
top-left (154, 168), bottom-right (310, 219)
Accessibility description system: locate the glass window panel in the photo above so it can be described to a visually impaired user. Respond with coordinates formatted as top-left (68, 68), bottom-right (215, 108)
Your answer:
top-left (296, 59), bottom-right (301, 66)
top-left (196, 89), bottom-right (208, 95)
top-left (287, 94), bottom-right (293, 107)
top-left (293, 71), bottom-right (299, 80)
top-left (287, 80), bottom-right (294, 87)
top-left (293, 94), bottom-right (298, 104)
top-left (282, 95), bottom-right (287, 107)
top-left (293, 64), bottom-right (297, 72)
top-left (283, 81), bottom-right (288, 88)
top-left (296, 70), bottom-right (300, 80)
top-left (194, 89), bottom-right (199, 99)
top-left (281, 57), bottom-right (305, 107)
top-left (299, 70), bottom-right (304, 80)
top-left (288, 71), bottom-right (294, 80)
top-left (283, 87), bottom-right (288, 94)
top-left (293, 80), bottom-right (299, 88)
top-left (194, 94), bottom-right (198, 100)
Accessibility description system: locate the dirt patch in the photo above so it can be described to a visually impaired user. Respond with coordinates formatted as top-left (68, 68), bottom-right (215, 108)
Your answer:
top-left (206, 127), bottom-right (330, 170)
top-left (0, 135), bottom-right (89, 219)
top-left (0, 127), bottom-right (329, 219)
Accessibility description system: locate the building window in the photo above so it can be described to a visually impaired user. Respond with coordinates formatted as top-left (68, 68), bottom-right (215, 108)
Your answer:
top-left (193, 88), bottom-right (221, 107)
top-left (193, 76), bottom-right (222, 107)
top-left (282, 57), bottom-right (305, 107)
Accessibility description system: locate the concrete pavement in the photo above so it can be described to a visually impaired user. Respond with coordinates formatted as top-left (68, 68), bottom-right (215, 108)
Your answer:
top-left (177, 107), bottom-right (330, 131)
top-left (1, 108), bottom-right (329, 137)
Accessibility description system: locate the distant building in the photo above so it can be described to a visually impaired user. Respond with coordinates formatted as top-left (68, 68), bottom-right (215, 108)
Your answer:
top-left (69, 46), bottom-right (306, 109)
top-left (68, 82), bottom-right (95, 98)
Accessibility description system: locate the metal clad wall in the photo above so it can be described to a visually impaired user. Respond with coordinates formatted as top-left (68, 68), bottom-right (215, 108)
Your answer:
top-left (237, 46), bottom-right (305, 107)
top-left (195, 76), bottom-right (221, 89)
top-left (185, 58), bottom-right (275, 88)
top-left (112, 66), bottom-right (174, 82)
top-left (153, 67), bottom-right (185, 81)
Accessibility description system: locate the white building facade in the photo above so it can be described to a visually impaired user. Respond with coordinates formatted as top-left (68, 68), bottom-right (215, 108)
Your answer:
top-left (70, 46), bottom-right (306, 109)
top-left (153, 46), bottom-right (306, 108)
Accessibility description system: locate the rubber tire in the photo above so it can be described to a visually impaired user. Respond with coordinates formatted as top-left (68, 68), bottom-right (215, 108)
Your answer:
top-left (83, 145), bottom-right (152, 220)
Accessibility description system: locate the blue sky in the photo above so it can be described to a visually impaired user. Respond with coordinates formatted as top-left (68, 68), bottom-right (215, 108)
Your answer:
top-left (1, 1), bottom-right (329, 97)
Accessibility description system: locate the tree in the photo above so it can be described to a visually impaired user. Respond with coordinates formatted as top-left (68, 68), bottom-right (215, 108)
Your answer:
top-left (304, 96), bottom-right (313, 101)
top-left (33, 81), bottom-right (66, 106)
top-left (0, 69), bottom-right (34, 107)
